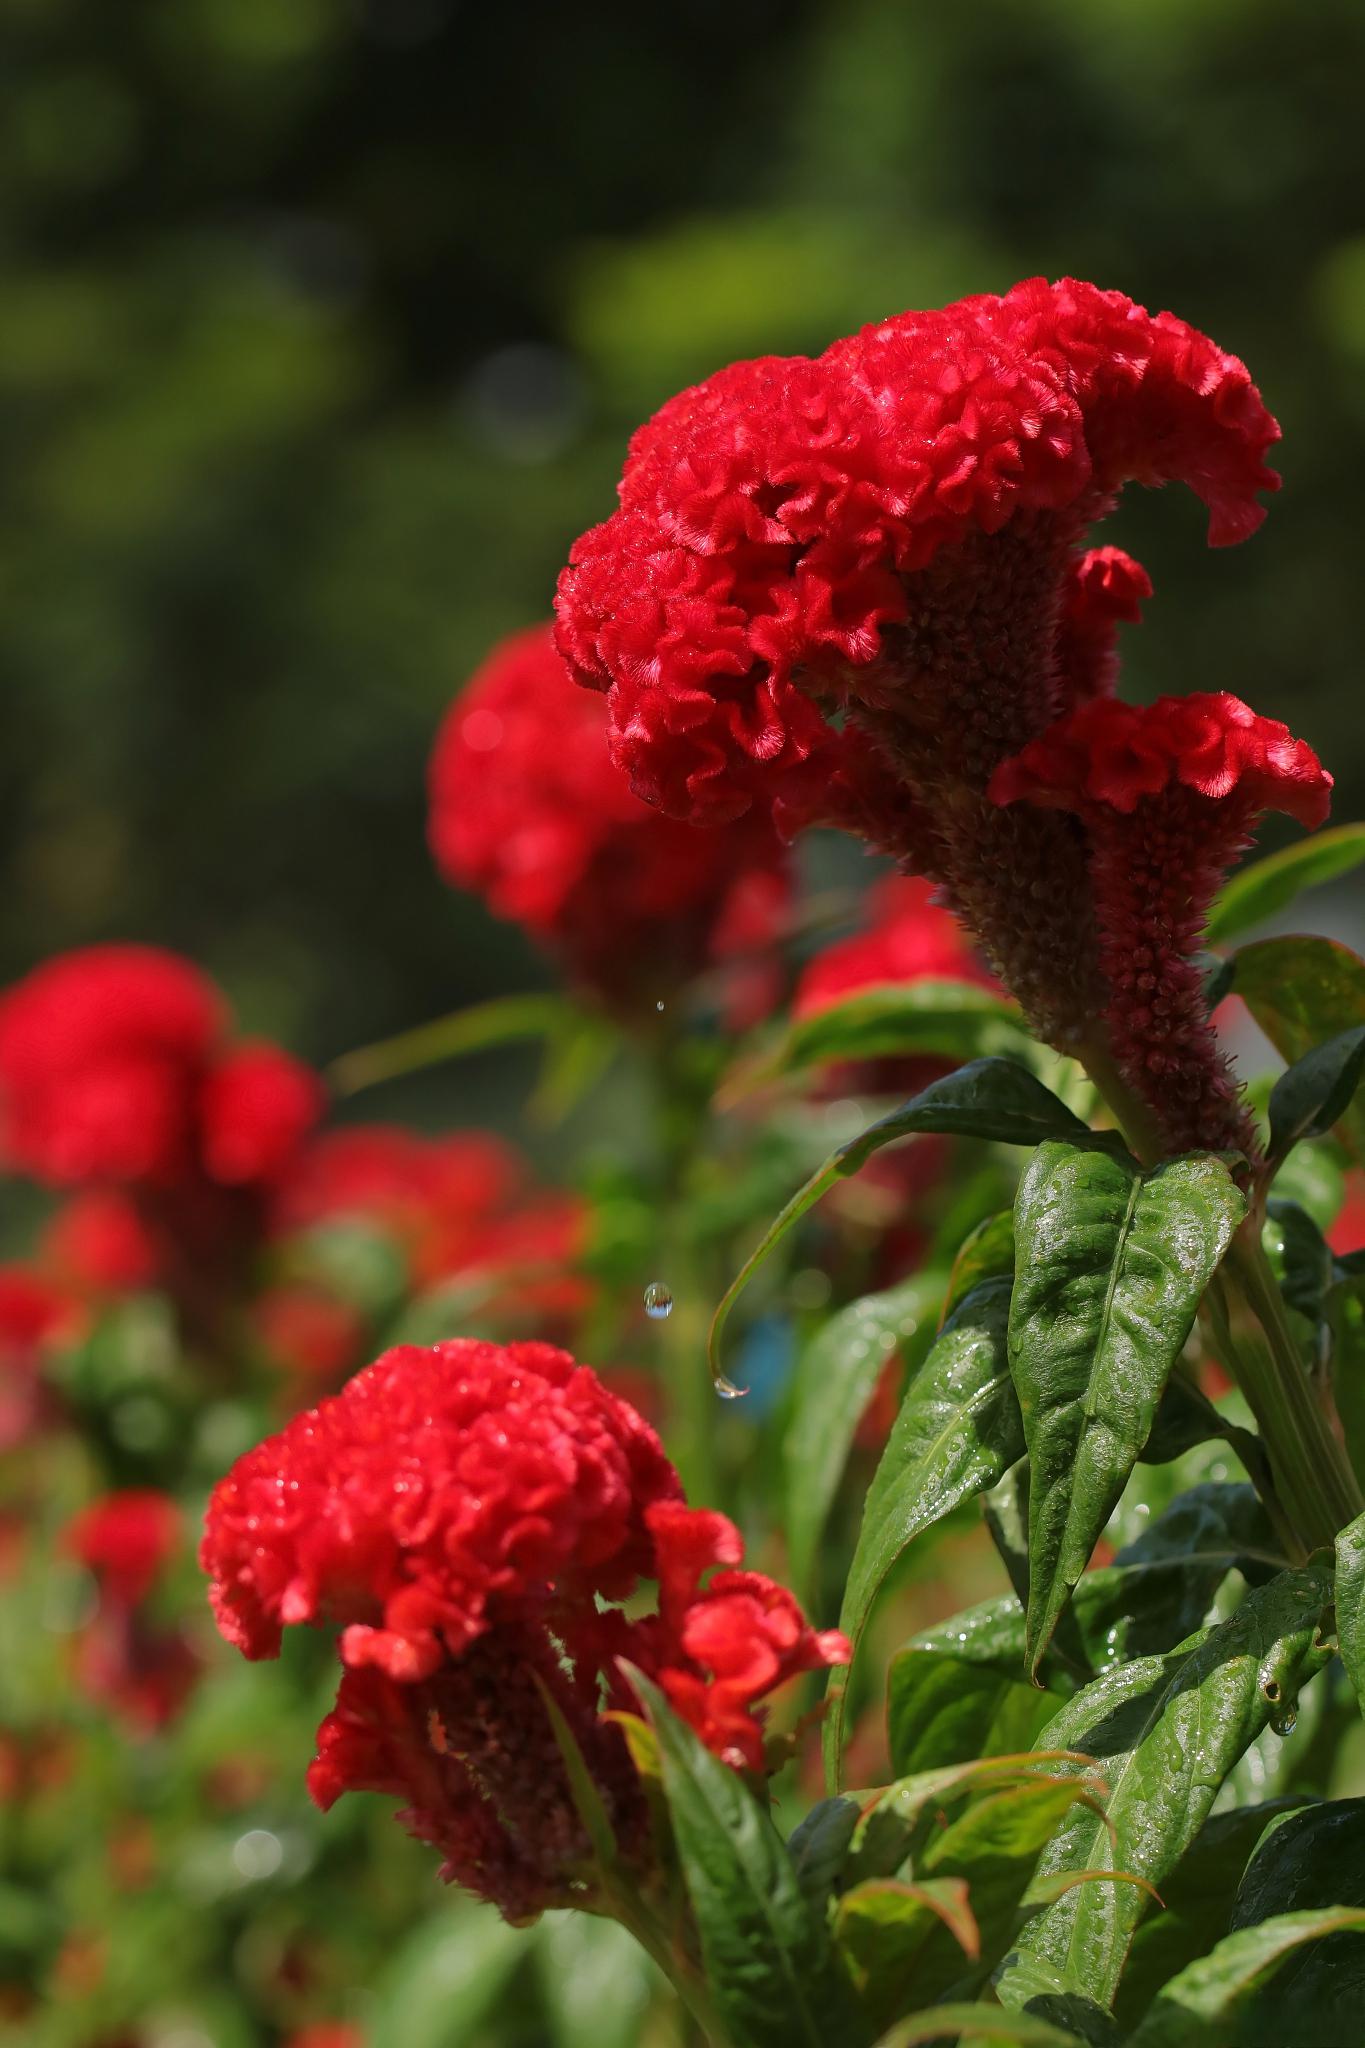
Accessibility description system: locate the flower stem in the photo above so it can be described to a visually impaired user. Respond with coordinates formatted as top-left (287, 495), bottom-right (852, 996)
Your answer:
top-left (1218, 1225), bottom-right (1363, 1552)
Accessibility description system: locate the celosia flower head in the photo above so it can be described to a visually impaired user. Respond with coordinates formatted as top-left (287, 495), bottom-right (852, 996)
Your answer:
top-left (203, 1339), bottom-right (680, 1676)
top-left (66, 1489), bottom-right (182, 1608)
top-left (428, 623), bottom-right (791, 1009)
top-left (556, 279), bottom-right (1276, 838)
top-left (203, 1339), bottom-right (847, 1915)
top-left (0, 945), bottom-right (322, 1193)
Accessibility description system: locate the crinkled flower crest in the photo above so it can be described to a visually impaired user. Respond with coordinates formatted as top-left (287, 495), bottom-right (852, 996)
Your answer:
top-left (555, 278), bottom-right (1278, 839)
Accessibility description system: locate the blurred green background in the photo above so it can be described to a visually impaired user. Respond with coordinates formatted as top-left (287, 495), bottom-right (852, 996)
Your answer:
top-left (5, 0), bottom-right (1364, 1071)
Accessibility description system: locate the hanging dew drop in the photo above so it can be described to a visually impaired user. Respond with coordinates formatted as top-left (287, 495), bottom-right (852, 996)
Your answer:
top-left (643, 1281), bottom-right (674, 1320)
top-left (655, 1000), bottom-right (665, 1012)
top-left (714, 1375), bottom-right (747, 1401)
top-left (1270, 1707), bottom-right (1297, 1738)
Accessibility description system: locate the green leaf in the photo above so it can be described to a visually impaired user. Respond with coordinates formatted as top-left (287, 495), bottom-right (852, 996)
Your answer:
top-left (784, 1269), bottom-right (945, 1596)
top-left (1337, 1509), bottom-right (1365, 1717)
top-left (886, 1641), bottom-right (1060, 1777)
top-left (1207, 822), bottom-right (1365, 943)
top-left (729, 979), bottom-right (1040, 1092)
top-left (992, 1951), bottom-right (1122, 2047)
top-left (873, 2003), bottom-right (1086, 2047)
top-left (835, 1876), bottom-right (979, 2033)
top-left (1126, 1908), bottom-right (1365, 2048)
top-left (1114, 1802), bottom-right (1311, 2032)
top-left (710, 1060), bottom-right (1094, 1385)
top-left (1008, 1566), bottom-right (1332, 2011)
top-left (922, 1777), bottom-right (1107, 1985)
top-left (787, 1797), bottom-right (860, 1913)
top-left (1266, 1024), bottom-right (1365, 1165)
top-left (631, 1670), bottom-right (868, 2048)
top-left (1232, 935), bottom-right (1365, 1167)
top-left (944, 1210), bottom-right (1016, 1320)
top-left (1009, 1144), bottom-right (1246, 1672)
top-left (824, 1277), bottom-right (1024, 1790)
top-left (1222, 1800), bottom-right (1365, 2038)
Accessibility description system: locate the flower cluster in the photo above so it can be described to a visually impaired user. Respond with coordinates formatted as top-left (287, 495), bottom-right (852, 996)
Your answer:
top-left (64, 1490), bottom-right (199, 1730)
top-left (0, 946), bottom-right (322, 1195)
top-left (428, 623), bottom-right (791, 1012)
top-left (254, 1124), bottom-right (587, 1396)
top-left (557, 278), bottom-right (1328, 1155)
top-left (202, 1339), bottom-right (847, 1917)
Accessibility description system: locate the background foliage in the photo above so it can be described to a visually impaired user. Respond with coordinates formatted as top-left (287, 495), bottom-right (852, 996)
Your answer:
top-left (5, 0), bottom-right (1365, 1079)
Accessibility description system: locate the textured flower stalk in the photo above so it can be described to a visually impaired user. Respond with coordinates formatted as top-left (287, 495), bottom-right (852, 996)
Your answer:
top-left (991, 692), bottom-right (1332, 1158)
top-left (202, 1338), bottom-right (846, 1921)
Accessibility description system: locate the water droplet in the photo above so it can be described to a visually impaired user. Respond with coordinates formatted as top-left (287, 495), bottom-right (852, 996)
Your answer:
top-left (655, 1000), bottom-right (665, 1012)
top-left (1270, 1707), bottom-right (1297, 1738)
top-left (714, 1376), bottom-right (748, 1401)
top-left (643, 1281), bottom-right (674, 1320)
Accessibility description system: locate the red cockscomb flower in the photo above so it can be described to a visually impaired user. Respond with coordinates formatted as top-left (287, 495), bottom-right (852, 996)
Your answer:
top-left (199, 1042), bottom-right (325, 1189)
top-left (0, 947), bottom-right (223, 1185)
top-left (0, 946), bottom-right (323, 1194)
top-left (646, 1502), bottom-right (848, 1770)
top-left (556, 279), bottom-right (1277, 1041)
top-left (66, 1490), bottom-right (182, 1607)
top-left (202, 1340), bottom-right (847, 1915)
top-left (64, 1490), bottom-right (199, 1729)
top-left (42, 1191), bottom-right (161, 1296)
top-left (991, 692), bottom-right (1331, 1152)
top-left (794, 875), bottom-right (993, 1020)
top-left (428, 623), bottom-right (792, 1011)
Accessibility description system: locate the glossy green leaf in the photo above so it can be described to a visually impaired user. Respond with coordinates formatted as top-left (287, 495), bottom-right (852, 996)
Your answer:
top-left (784, 1268), bottom-right (945, 1595)
top-left (1126, 1907), bottom-right (1365, 2048)
top-left (748, 977), bottom-right (1038, 1080)
top-left (1337, 1510), bottom-right (1365, 1717)
top-left (848, 1757), bottom-right (1093, 1891)
top-left (1114, 1801), bottom-right (1310, 2032)
top-left (1207, 822), bottom-right (1365, 943)
top-left (1009, 1567), bottom-right (1332, 2011)
top-left (823, 1277), bottom-right (1024, 1789)
top-left (632, 1671), bottom-right (868, 2048)
top-left (873, 2003), bottom-right (1085, 2047)
top-left (921, 1777), bottom-right (1106, 1987)
top-left (1232, 935), bottom-right (1365, 1167)
top-left (1235, 1798), bottom-right (1365, 1924)
top-left (835, 1876), bottom-right (978, 2033)
top-left (886, 1640), bottom-right (1060, 1777)
top-left (992, 1951), bottom-right (1122, 2048)
top-left (1009, 1143), bottom-right (1246, 1672)
top-left (894, 1489), bottom-right (1273, 1758)
top-left (710, 1060), bottom-right (1093, 1385)
top-left (944, 1209), bottom-right (1016, 1321)
top-left (787, 1797), bottom-right (860, 1913)
top-left (1266, 1023), bottom-right (1365, 1165)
